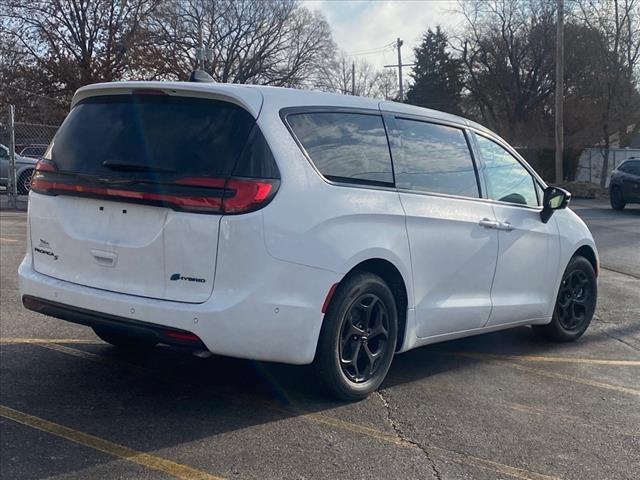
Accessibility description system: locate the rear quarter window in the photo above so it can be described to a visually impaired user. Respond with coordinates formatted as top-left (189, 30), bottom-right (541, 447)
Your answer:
top-left (286, 112), bottom-right (394, 185)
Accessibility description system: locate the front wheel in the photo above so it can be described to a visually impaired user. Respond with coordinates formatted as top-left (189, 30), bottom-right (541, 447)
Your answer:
top-left (314, 272), bottom-right (398, 401)
top-left (533, 256), bottom-right (597, 342)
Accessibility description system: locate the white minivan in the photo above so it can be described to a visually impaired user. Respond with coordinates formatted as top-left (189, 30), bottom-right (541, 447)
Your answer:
top-left (20, 81), bottom-right (598, 400)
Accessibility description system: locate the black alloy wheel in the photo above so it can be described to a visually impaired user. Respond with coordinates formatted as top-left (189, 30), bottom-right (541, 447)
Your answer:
top-left (315, 272), bottom-right (398, 401)
top-left (533, 256), bottom-right (597, 342)
top-left (339, 293), bottom-right (390, 383)
top-left (555, 269), bottom-right (593, 331)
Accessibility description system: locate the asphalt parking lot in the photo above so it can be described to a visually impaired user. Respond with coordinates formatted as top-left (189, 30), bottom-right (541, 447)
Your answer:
top-left (1, 199), bottom-right (638, 480)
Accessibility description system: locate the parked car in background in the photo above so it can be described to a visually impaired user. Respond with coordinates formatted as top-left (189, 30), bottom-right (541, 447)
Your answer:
top-left (19, 144), bottom-right (49, 159)
top-left (610, 158), bottom-right (640, 209)
top-left (19, 82), bottom-right (598, 400)
top-left (0, 143), bottom-right (37, 194)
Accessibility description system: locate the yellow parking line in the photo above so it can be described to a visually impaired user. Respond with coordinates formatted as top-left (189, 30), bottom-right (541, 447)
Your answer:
top-left (0, 237), bottom-right (18, 243)
top-left (0, 338), bottom-right (99, 345)
top-left (36, 343), bottom-right (559, 480)
top-left (0, 405), bottom-right (224, 480)
top-left (37, 342), bottom-right (154, 376)
top-left (453, 353), bottom-right (640, 397)
top-left (456, 352), bottom-right (640, 366)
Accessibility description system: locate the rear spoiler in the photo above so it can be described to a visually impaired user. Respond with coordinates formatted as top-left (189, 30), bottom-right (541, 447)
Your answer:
top-left (72, 81), bottom-right (264, 118)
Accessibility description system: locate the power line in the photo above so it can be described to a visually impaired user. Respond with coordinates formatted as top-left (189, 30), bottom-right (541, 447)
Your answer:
top-left (344, 42), bottom-right (396, 56)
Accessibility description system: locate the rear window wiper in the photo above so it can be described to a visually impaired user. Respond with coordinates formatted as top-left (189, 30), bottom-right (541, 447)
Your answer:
top-left (102, 160), bottom-right (177, 174)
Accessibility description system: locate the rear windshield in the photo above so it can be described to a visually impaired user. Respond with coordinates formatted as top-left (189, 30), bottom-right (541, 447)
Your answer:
top-left (50, 94), bottom-right (256, 179)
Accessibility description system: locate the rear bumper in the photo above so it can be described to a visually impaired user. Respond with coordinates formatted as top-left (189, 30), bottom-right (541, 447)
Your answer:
top-left (22, 295), bottom-right (207, 350)
top-left (19, 253), bottom-right (340, 364)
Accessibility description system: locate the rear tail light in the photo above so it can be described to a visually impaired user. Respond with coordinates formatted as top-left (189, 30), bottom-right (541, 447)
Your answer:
top-left (31, 163), bottom-right (279, 215)
top-left (34, 158), bottom-right (58, 173)
top-left (173, 176), bottom-right (279, 213)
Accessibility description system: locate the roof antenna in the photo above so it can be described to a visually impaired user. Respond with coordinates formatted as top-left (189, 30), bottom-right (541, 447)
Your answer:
top-left (188, 69), bottom-right (215, 83)
top-left (190, 40), bottom-right (214, 83)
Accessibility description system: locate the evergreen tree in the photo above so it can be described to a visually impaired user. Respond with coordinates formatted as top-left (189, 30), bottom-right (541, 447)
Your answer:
top-left (406, 27), bottom-right (463, 114)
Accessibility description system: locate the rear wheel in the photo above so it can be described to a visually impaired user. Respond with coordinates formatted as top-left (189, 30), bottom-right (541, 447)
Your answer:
top-left (610, 186), bottom-right (626, 210)
top-left (533, 256), bottom-right (597, 342)
top-left (93, 327), bottom-right (157, 350)
top-left (18, 169), bottom-right (33, 195)
top-left (315, 272), bottom-right (398, 401)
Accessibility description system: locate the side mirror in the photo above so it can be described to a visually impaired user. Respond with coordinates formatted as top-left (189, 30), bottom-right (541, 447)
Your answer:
top-left (541, 186), bottom-right (571, 223)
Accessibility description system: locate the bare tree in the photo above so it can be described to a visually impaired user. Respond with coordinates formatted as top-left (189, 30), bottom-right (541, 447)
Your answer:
top-left (454, 0), bottom-right (557, 145)
top-left (146, 0), bottom-right (336, 86)
top-left (575, 0), bottom-right (640, 187)
top-left (316, 52), bottom-right (399, 99)
top-left (1, 0), bottom-right (159, 98)
top-left (371, 68), bottom-right (400, 101)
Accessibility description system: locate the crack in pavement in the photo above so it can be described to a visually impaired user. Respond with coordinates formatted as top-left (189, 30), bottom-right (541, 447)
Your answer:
top-left (600, 266), bottom-right (640, 280)
top-left (376, 390), bottom-right (443, 480)
top-left (598, 326), bottom-right (640, 353)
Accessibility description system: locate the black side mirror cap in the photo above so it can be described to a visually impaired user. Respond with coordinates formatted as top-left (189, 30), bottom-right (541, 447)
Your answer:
top-left (541, 186), bottom-right (571, 223)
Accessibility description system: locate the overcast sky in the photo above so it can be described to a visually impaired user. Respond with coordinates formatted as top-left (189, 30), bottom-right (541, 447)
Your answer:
top-left (303, 0), bottom-right (464, 72)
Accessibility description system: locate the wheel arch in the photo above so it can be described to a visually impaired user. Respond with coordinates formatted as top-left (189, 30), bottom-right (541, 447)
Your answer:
top-left (336, 258), bottom-right (409, 352)
top-left (573, 244), bottom-right (599, 276)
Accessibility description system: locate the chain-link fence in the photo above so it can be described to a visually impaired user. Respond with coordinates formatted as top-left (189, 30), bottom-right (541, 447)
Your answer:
top-left (575, 148), bottom-right (640, 187)
top-left (1, 106), bottom-right (60, 207)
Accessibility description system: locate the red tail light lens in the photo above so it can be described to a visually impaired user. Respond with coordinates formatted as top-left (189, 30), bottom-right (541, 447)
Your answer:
top-left (31, 159), bottom-right (58, 194)
top-left (34, 158), bottom-right (58, 173)
top-left (223, 178), bottom-right (278, 213)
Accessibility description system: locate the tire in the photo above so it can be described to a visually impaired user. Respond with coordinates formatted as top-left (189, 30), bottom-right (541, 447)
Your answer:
top-left (314, 272), bottom-right (398, 401)
top-left (17, 169), bottom-right (34, 195)
top-left (533, 256), bottom-right (597, 342)
top-left (93, 327), bottom-right (157, 350)
top-left (610, 186), bottom-right (626, 210)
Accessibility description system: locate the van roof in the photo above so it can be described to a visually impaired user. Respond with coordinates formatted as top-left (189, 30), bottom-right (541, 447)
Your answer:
top-left (73, 81), bottom-right (488, 132)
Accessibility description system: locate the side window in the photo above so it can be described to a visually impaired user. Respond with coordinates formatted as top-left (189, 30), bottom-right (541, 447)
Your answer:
top-left (624, 160), bottom-right (640, 175)
top-left (391, 118), bottom-right (480, 198)
top-left (286, 112), bottom-right (393, 185)
top-left (475, 135), bottom-right (539, 207)
top-left (0, 147), bottom-right (8, 159)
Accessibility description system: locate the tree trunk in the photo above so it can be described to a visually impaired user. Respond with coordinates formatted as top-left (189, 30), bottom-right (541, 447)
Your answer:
top-left (599, 122), bottom-right (610, 188)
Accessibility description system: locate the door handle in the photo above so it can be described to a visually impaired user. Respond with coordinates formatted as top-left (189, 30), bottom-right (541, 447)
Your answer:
top-left (498, 221), bottom-right (514, 232)
top-left (479, 218), bottom-right (500, 229)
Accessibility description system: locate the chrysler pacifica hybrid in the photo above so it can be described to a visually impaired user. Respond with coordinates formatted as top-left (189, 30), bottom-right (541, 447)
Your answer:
top-left (20, 81), bottom-right (598, 399)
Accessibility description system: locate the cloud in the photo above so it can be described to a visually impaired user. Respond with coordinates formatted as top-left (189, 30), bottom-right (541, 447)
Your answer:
top-left (303, 0), bottom-right (464, 70)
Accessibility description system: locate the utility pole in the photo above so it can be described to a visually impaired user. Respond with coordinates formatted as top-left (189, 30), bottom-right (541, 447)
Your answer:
top-left (396, 38), bottom-right (404, 100)
top-left (555, 0), bottom-right (564, 184)
top-left (384, 38), bottom-right (414, 102)
top-left (195, 25), bottom-right (213, 72)
top-left (8, 105), bottom-right (17, 209)
top-left (351, 62), bottom-right (356, 96)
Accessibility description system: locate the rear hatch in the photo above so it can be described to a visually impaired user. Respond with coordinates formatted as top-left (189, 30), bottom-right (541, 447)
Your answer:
top-left (30, 89), bottom-right (279, 303)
